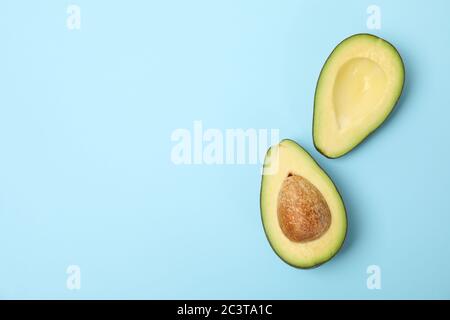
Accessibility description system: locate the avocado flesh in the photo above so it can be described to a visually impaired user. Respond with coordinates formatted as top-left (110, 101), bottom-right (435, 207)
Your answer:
top-left (260, 139), bottom-right (347, 268)
top-left (313, 34), bottom-right (405, 158)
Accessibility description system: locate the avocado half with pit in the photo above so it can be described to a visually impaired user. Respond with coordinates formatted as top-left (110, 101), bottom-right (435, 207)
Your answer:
top-left (313, 34), bottom-right (405, 158)
top-left (260, 139), bottom-right (347, 268)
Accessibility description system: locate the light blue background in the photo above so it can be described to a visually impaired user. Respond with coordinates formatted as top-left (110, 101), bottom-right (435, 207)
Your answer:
top-left (0, 0), bottom-right (449, 299)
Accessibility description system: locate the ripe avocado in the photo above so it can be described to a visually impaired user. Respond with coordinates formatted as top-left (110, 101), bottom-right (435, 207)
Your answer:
top-left (313, 34), bottom-right (405, 158)
top-left (260, 139), bottom-right (347, 268)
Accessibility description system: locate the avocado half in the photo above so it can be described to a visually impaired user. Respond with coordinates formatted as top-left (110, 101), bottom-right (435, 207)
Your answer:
top-left (313, 34), bottom-right (405, 158)
top-left (260, 139), bottom-right (347, 268)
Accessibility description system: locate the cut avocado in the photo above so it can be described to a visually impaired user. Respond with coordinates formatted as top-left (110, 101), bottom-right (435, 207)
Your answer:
top-left (260, 139), bottom-right (347, 268)
top-left (313, 34), bottom-right (405, 158)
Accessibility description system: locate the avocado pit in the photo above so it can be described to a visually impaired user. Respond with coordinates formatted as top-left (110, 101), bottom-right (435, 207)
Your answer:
top-left (277, 173), bottom-right (331, 242)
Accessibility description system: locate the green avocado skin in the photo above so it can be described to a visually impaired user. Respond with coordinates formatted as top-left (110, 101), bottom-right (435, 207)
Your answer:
top-left (259, 139), bottom-right (348, 269)
top-left (313, 33), bottom-right (406, 159)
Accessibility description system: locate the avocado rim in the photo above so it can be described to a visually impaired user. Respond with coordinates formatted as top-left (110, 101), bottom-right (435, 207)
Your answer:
top-left (312, 33), bottom-right (406, 159)
top-left (259, 139), bottom-right (348, 269)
